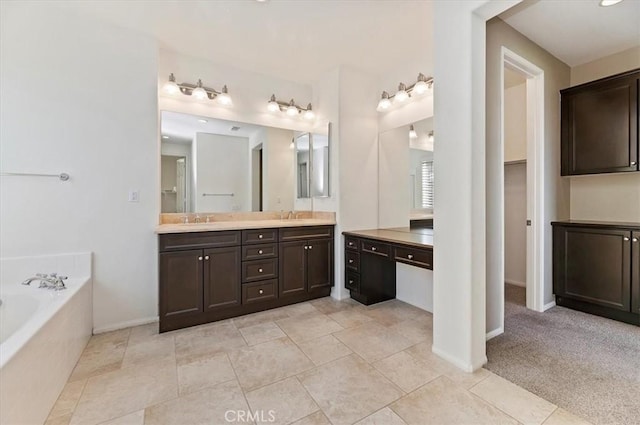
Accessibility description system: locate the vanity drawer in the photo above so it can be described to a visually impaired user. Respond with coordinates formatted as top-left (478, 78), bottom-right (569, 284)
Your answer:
top-left (242, 243), bottom-right (277, 261)
top-left (242, 279), bottom-right (277, 305)
top-left (345, 271), bottom-right (360, 293)
top-left (345, 236), bottom-right (359, 251)
top-left (394, 246), bottom-right (433, 270)
top-left (242, 229), bottom-right (278, 245)
top-left (242, 258), bottom-right (278, 282)
top-left (159, 231), bottom-right (241, 252)
top-left (280, 226), bottom-right (334, 241)
top-left (361, 240), bottom-right (390, 258)
top-left (345, 250), bottom-right (360, 272)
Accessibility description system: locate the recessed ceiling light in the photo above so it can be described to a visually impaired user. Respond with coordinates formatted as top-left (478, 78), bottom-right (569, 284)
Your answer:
top-left (162, 135), bottom-right (169, 139)
top-left (599, 0), bottom-right (623, 6)
top-left (230, 126), bottom-right (241, 131)
top-left (197, 119), bottom-right (208, 123)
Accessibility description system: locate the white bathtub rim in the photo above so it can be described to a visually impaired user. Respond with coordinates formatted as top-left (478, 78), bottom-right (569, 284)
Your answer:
top-left (0, 276), bottom-right (91, 369)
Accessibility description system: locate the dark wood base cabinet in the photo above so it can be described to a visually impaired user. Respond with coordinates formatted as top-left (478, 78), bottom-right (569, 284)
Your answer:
top-left (552, 221), bottom-right (640, 326)
top-left (159, 226), bottom-right (334, 332)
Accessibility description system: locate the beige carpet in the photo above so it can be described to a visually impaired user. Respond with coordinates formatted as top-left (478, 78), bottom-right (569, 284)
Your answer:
top-left (486, 284), bottom-right (640, 425)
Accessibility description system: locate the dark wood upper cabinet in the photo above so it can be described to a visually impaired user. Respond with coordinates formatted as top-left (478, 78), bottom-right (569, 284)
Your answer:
top-left (279, 240), bottom-right (307, 297)
top-left (160, 249), bottom-right (203, 320)
top-left (561, 69), bottom-right (639, 176)
top-left (203, 246), bottom-right (241, 311)
top-left (307, 239), bottom-right (334, 292)
top-left (632, 231), bottom-right (640, 315)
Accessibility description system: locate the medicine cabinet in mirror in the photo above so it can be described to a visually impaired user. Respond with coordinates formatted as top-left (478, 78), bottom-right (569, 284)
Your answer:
top-left (160, 111), bottom-right (330, 214)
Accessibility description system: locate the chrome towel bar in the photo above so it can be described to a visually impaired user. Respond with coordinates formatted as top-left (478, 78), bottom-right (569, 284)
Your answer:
top-left (202, 192), bottom-right (234, 197)
top-left (0, 172), bottom-right (70, 181)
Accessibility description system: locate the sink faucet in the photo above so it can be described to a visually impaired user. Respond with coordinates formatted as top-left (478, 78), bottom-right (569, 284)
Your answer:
top-left (205, 215), bottom-right (214, 223)
top-left (22, 273), bottom-right (67, 291)
top-left (287, 211), bottom-right (293, 220)
top-left (194, 214), bottom-right (201, 224)
top-left (181, 215), bottom-right (189, 224)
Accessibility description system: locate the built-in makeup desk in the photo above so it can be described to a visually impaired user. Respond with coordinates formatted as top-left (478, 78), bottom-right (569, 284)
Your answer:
top-left (342, 227), bottom-right (433, 305)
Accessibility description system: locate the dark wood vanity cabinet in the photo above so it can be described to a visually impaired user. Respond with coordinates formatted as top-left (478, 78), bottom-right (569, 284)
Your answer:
top-left (553, 222), bottom-right (640, 325)
top-left (561, 69), bottom-right (639, 176)
top-left (159, 225), bottom-right (334, 332)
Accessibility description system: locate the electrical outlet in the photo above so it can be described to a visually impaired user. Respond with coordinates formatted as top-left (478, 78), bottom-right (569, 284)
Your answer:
top-left (128, 190), bottom-right (140, 202)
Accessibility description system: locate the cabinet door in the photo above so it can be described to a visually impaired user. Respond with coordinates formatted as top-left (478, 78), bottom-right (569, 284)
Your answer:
top-left (556, 227), bottom-right (631, 311)
top-left (203, 246), bottom-right (241, 311)
top-left (561, 73), bottom-right (638, 175)
top-left (279, 240), bottom-right (307, 297)
top-left (307, 238), bottom-right (333, 292)
top-left (632, 231), bottom-right (640, 314)
top-left (160, 250), bottom-right (203, 319)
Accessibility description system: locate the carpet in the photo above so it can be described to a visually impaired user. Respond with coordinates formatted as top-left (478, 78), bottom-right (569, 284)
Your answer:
top-left (486, 284), bottom-right (640, 425)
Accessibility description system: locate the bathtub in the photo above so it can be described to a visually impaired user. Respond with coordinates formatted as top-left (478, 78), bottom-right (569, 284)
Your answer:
top-left (0, 253), bottom-right (92, 425)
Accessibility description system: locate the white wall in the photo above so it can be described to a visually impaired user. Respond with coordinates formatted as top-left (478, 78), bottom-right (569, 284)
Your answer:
top-left (568, 47), bottom-right (640, 223)
top-left (504, 163), bottom-right (527, 286)
top-left (504, 82), bottom-right (527, 163)
top-left (378, 126), bottom-right (410, 229)
top-left (263, 127), bottom-right (295, 212)
top-left (193, 133), bottom-right (249, 212)
top-left (0, 2), bottom-right (159, 332)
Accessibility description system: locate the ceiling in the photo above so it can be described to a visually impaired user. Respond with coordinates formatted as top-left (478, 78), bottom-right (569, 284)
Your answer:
top-left (161, 111), bottom-right (263, 144)
top-left (52, 0), bottom-right (433, 85)
top-left (501, 0), bottom-right (640, 67)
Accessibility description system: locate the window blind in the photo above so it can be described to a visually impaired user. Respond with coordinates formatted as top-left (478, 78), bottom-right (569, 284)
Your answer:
top-left (420, 160), bottom-right (434, 209)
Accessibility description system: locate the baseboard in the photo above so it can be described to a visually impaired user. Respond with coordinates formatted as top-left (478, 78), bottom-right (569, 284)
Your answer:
top-left (505, 279), bottom-right (526, 287)
top-left (93, 316), bottom-right (159, 334)
top-left (431, 345), bottom-right (487, 372)
top-left (543, 300), bottom-right (556, 311)
top-left (485, 326), bottom-right (504, 341)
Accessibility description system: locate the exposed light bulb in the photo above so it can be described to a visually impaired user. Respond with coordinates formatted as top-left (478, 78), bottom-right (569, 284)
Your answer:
top-left (409, 125), bottom-right (418, 139)
top-left (599, 0), bottom-right (623, 6)
top-left (216, 85), bottom-right (232, 106)
top-left (192, 79), bottom-right (208, 100)
top-left (162, 135), bottom-right (169, 139)
top-left (304, 103), bottom-right (315, 120)
top-left (377, 91), bottom-right (391, 111)
top-left (413, 73), bottom-right (430, 95)
top-left (289, 140), bottom-right (295, 149)
top-left (394, 83), bottom-right (409, 103)
top-left (162, 73), bottom-right (180, 95)
top-left (286, 99), bottom-right (299, 116)
top-left (428, 131), bottom-right (434, 143)
top-left (267, 94), bottom-right (280, 112)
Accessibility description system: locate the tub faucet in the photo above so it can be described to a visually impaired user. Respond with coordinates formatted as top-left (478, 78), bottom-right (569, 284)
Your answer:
top-left (22, 273), bottom-right (67, 290)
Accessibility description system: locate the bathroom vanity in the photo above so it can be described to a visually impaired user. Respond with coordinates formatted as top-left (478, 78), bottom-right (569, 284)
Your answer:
top-left (157, 220), bottom-right (334, 332)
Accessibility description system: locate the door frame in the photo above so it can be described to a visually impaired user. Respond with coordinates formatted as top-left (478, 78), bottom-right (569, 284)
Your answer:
top-left (499, 47), bottom-right (546, 322)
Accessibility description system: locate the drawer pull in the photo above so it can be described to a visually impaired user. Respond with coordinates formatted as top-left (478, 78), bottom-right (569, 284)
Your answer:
top-left (348, 242), bottom-right (354, 246)
top-left (304, 246), bottom-right (308, 250)
top-left (258, 234), bottom-right (263, 239)
top-left (349, 259), bottom-right (354, 264)
top-left (204, 255), bottom-right (209, 260)
top-left (258, 268), bottom-right (263, 273)
top-left (198, 256), bottom-right (203, 261)
top-left (624, 237), bottom-right (630, 241)
top-left (633, 238), bottom-right (638, 242)
top-left (258, 249), bottom-right (263, 254)
top-left (308, 245), bottom-right (313, 250)
top-left (371, 247), bottom-right (376, 251)
top-left (349, 280), bottom-right (354, 284)
top-left (407, 254), bottom-right (413, 260)
top-left (259, 289), bottom-right (264, 295)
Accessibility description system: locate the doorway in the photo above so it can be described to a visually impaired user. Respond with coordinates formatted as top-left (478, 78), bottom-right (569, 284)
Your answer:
top-left (251, 144), bottom-right (263, 211)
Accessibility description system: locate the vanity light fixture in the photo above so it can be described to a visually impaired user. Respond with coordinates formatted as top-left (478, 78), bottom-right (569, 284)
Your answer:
top-left (409, 125), bottom-right (418, 139)
top-left (376, 73), bottom-right (433, 112)
top-left (267, 94), bottom-right (315, 120)
top-left (162, 73), bottom-right (232, 105)
top-left (599, 0), bottom-right (623, 6)
top-left (162, 135), bottom-right (170, 139)
top-left (428, 131), bottom-right (434, 143)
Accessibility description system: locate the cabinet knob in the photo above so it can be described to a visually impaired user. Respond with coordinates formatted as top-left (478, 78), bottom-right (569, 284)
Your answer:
top-left (258, 250), bottom-right (263, 254)
top-left (304, 246), bottom-right (308, 250)
top-left (632, 161), bottom-right (637, 166)
top-left (258, 234), bottom-right (263, 239)
top-left (349, 259), bottom-right (353, 264)
top-left (258, 268), bottom-right (263, 273)
top-left (624, 237), bottom-right (630, 241)
top-left (259, 289), bottom-right (264, 295)
top-left (407, 254), bottom-right (413, 260)
top-left (348, 242), bottom-right (353, 246)
top-left (198, 256), bottom-right (203, 261)
top-left (204, 255), bottom-right (209, 260)
top-left (349, 280), bottom-right (353, 284)
top-left (633, 238), bottom-right (638, 242)
top-left (308, 245), bottom-right (313, 250)
top-left (371, 247), bottom-right (376, 251)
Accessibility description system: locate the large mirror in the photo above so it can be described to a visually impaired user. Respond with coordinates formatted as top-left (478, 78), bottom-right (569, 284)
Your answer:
top-left (378, 117), bottom-right (434, 228)
top-left (160, 111), bottom-right (330, 213)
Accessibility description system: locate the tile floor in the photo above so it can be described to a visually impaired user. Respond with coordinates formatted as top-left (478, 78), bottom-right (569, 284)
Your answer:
top-left (46, 297), bottom-right (592, 425)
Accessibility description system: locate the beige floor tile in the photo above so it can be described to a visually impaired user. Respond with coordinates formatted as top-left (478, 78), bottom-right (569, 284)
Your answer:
top-left (174, 320), bottom-right (246, 362)
top-left (45, 413), bottom-right (73, 425)
top-left (543, 408), bottom-right (592, 425)
top-left (333, 321), bottom-right (413, 363)
top-left (296, 334), bottom-right (353, 366)
top-left (240, 321), bottom-right (287, 346)
top-left (298, 354), bottom-right (403, 425)
top-left (98, 410), bottom-right (144, 425)
top-left (405, 342), bottom-right (491, 388)
top-left (127, 323), bottom-right (162, 344)
top-left (390, 376), bottom-right (519, 425)
top-left (470, 374), bottom-right (557, 425)
top-left (310, 297), bottom-right (362, 315)
top-left (245, 377), bottom-right (319, 425)
top-left (363, 300), bottom-right (429, 326)
top-left (228, 337), bottom-right (314, 391)
top-left (386, 316), bottom-right (433, 345)
top-left (355, 407), bottom-right (407, 425)
top-left (122, 336), bottom-right (175, 369)
top-left (280, 302), bottom-right (320, 317)
top-left (372, 351), bottom-right (441, 392)
top-left (68, 329), bottom-right (130, 382)
top-left (177, 352), bottom-right (236, 395)
top-left (70, 359), bottom-right (177, 425)
top-left (47, 379), bottom-right (87, 420)
top-left (144, 380), bottom-right (252, 425)
top-left (233, 309), bottom-right (292, 329)
top-left (328, 309), bottom-right (374, 328)
top-left (276, 314), bottom-right (343, 343)
top-left (291, 411), bottom-right (332, 425)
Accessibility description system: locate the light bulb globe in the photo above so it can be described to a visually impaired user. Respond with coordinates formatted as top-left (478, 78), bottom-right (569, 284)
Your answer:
top-left (192, 87), bottom-right (207, 100)
top-left (413, 80), bottom-right (429, 95)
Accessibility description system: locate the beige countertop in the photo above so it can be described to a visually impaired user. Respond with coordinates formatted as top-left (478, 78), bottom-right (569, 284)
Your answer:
top-left (343, 227), bottom-right (433, 249)
top-left (156, 218), bottom-right (336, 234)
